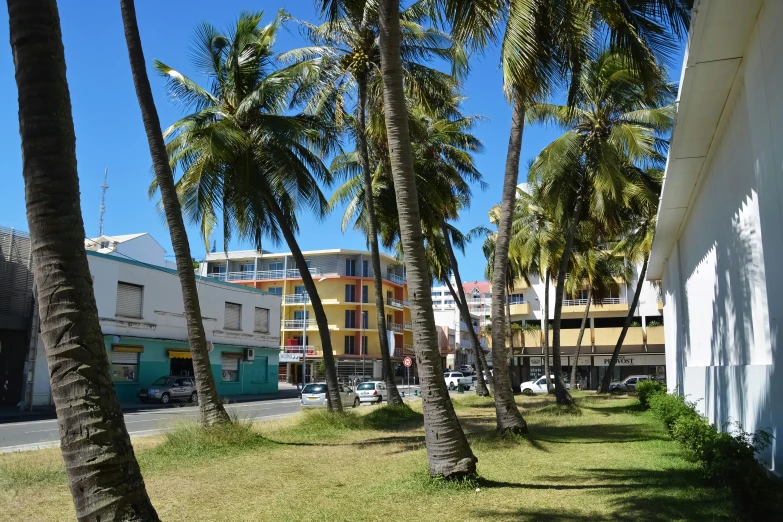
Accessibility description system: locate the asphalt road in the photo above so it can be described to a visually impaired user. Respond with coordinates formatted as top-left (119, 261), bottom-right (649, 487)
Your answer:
top-left (0, 397), bottom-right (304, 453)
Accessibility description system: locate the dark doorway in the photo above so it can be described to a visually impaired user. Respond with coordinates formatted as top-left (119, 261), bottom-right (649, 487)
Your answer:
top-left (0, 329), bottom-right (28, 406)
top-left (170, 357), bottom-right (194, 377)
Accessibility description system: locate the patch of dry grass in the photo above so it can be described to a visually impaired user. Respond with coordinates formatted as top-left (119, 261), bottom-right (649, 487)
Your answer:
top-left (0, 394), bottom-right (737, 521)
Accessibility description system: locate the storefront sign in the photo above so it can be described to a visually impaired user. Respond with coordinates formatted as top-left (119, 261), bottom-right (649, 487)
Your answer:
top-left (570, 356), bottom-right (591, 366)
top-left (594, 354), bottom-right (665, 366)
top-left (280, 353), bottom-right (302, 363)
top-left (529, 357), bottom-right (543, 366)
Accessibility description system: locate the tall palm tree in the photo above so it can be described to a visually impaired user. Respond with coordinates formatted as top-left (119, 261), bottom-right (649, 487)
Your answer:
top-left (294, 1), bottom-right (464, 405)
top-left (598, 169), bottom-right (661, 392)
top-left (8, 1), bottom-right (158, 518)
top-left (151, 13), bottom-right (344, 410)
top-left (374, 0), bottom-right (477, 476)
top-left (434, 0), bottom-right (690, 421)
top-left (120, 0), bottom-right (229, 426)
top-left (528, 49), bottom-right (674, 404)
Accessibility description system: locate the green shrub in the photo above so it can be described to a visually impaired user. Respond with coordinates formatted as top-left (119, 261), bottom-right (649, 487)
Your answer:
top-left (636, 380), bottom-right (665, 408)
top-left (648, 392), bottom-right (698, 430)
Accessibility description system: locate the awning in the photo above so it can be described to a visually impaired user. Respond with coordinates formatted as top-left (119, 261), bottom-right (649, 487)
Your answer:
top-left (112, 345), bottom-right (143, 353)
top-left (167, 349), bottom-right (192, 359)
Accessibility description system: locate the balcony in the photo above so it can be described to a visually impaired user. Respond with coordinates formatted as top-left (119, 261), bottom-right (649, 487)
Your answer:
top-left (545, 328), bottom-right (585, 348)
top-left (657, 299), bottom-right (664, 311)
top-left (508, 302), bottom-right (531, 317)
top-left (281, 345), bottom-right (315, 355)
top-left (283, 294), bottom-right (309, 304)
top-left (403, 344), bottom-right (414, 353)
top-left (386, 297), bottom-right (403, 309)
top-left (562, 297), bottom-right (628, 315)
top-left (221, 267), bottom-right (321, 281)
top-left (389, 323), bottom-right (403, 333)
top-left (393, 348), bottom-right (404, 357)
top-left (646, 326), bottom-right (664, 345)
top-left (384, 273), bottom-right (405, 285)
top-left (403, 299), bottom-right (410, 307)
top-left (404, 321), bottom-right (412, 330)
top-left (593, 326), bottom-right (644, 347)
top-left (206, 272), bottom-right (227, 281)
top-left (282, 319), bottom-right (316, 330)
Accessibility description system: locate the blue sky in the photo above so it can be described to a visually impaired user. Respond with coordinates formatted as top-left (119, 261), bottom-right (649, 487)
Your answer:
top-left (0, 1), bottom-right (686, 282)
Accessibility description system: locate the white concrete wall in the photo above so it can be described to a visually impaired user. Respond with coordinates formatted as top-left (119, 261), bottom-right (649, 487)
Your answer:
top-left (663, 1), bottom-right (783, 471)
top-left (113, 234), bottom-right (167, 267)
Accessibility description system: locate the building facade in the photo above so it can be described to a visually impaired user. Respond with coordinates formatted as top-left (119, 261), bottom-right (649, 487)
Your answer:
top-left (200, 249), bottom-right (414, 384)
top-left (433, 307), bottom-right (482, 370)
top-left (29, 248), bottom-right (281, 405)
top-left (650, 0), bottom-right (782, 472)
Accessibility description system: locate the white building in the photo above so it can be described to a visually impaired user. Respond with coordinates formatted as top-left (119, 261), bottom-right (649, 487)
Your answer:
top-left (432, 307), bottom-right (483, 369)
top-left (650, 0), bottom-right (782, 471)
top-left (85, 233), bottom-right (176, 269)
top-left (28, 246), bottom-right (281, 406)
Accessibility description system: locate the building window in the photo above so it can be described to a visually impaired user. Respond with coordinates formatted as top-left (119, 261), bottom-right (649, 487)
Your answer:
top-left (110, 350), bottom-right (139, 382)
top-left (345, 284), bottom-right (356, 302)
top-left (267, 287), bottom-right (282, 296)
top-left (116, 282), bottom-right (143, 319)
top-left (295, 285), bottom-right (306, 295)
top-left (100, 241), bottom-right (110, 249)
top-left (361, 336), bottom-right (368, 355)
top-left (362, 260), bottom-right (369, 277)
top-left (224, 302), bottom-right (242, 330)
top-left (221, 354), bottom-right (240, 382)
top-left (269, 262), bottom-right (284, 271)
top-left (432, 291), bottom-right (441, 297)
top-left (294, 310), bottom-right (309, 320)
top-left (254, 307), bottom-right (270, 333)
top-left (362, 285), bottom-right (369, 303)
top-left (509, 294), bottom-right (525, 304)
top-left (241, 263), bottom-right (254, 272)
top-left (345, 310), bottom-right (356, 328)
top-left (344, 335), bottom-right (356, 355)
top-left (209, 265), bottom-right (226, 275)
top-left (362, 311), bottom-right (368, 329)
top-left (345, 258), bottom-right (356, 276)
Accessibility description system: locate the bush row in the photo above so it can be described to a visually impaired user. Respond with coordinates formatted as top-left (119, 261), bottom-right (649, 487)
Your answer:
top-left (639, 385), bottom-right (783, 519)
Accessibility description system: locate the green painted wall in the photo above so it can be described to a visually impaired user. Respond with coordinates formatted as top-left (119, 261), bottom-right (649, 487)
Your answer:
top-left (105, 336), bottom-right (279, 402)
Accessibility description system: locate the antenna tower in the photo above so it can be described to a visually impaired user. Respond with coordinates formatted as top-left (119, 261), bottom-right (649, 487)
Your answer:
top-left (98, 167), bottom-right (109, 236)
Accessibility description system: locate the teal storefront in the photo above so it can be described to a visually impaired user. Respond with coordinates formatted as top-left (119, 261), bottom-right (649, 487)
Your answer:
top-left (105, 335), bottom-right (279, 402)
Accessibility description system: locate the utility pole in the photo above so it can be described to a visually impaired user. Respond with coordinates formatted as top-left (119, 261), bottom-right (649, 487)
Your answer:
top-left (98, 167), bottom-right (109, 236)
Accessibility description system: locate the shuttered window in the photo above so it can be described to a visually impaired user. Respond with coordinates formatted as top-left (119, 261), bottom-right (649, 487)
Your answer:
top-left (221, 354), bottom-right (239, 382)
top-left (224, 302), bottom-right (241, 330)
top-left (116, 282), bottom-right (143, 319)
top-left (110, 351), bottom-right (138, 382)
top-left (254, 307), bottom-right (270, 333)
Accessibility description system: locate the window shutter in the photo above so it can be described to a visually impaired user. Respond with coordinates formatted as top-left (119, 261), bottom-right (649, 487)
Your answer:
top-left (254, 307), bottom-right (270, 333)
top-left (221, 354), bottom-right (239, 371)
top-left (116, 283), bottom-right (143, 318)
top-left (224, 302), bottom-right (241, 330)
top-left (111, 351), bottom-right (138, 365)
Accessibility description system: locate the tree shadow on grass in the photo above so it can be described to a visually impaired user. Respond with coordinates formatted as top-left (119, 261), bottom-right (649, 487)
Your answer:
top-left (529, 423), bottom-right (668, 444)
top-left (262, 434), bottom-right (426, 454)
top-left (468, 467), bottom-right (737, 521)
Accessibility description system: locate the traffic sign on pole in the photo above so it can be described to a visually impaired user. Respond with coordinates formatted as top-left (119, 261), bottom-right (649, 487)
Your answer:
top-left (403, 356), bottom-right (412, 367)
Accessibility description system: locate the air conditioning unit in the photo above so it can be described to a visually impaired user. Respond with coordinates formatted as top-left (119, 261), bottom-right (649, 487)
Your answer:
top-left (244, 348), bottom-right (255, 362)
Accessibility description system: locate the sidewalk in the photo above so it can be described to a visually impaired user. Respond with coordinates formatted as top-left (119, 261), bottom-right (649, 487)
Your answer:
top-left (0, 387), bottom-right (301, 424)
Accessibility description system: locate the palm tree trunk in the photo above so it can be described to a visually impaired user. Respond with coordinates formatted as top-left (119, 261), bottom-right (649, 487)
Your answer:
top-left (120, 0), bottom-right (229, 426)
top-left (9, 1), bottom-right (159, 518)
top-left (543, 269), bottom-right (552, 392)
top-left (443, 274), bottom-right (489, 397)
top-left (570, 287), bottom-right (592, 390)
top-left (267, 199), bottom-right (342, 411)
top-left (599, 256), bottom-right (649, 393)
top-left (356, 74), bottom-right (403, 406)
top-left (378, 0), bottom-right (476, 477)
top-left (551, 191), bottom-right (583, 405)
top-left (505, 296), bottom-right (520, 392)
top-left (487, 96), bottom-right (528, 434)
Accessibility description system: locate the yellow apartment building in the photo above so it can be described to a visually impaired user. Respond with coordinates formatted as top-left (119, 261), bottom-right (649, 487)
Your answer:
top-left (200, 249), bottom-right (414, 383)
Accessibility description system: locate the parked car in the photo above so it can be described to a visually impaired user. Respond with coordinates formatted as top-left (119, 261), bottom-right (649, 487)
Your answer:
top-left (459, 365), bottom-right (475, 375)
top-left (608, 375), bottom-right (650, 393)
top-left (356, 381), bottom-right (387, 404)
top-left (139, 376), bottom-right (197, 404)
top-left (520, 375), bottom-right (571, 395)
top-left (444, 372), bottom-right (472, 391)
top-left (300, 382), bottom-right (359, 407)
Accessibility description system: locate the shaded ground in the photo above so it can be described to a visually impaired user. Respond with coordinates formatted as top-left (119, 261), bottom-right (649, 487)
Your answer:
top-left (0, 393), bottom-right (737, 521)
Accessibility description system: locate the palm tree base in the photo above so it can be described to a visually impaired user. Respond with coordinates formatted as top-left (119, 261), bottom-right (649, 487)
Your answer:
top-left (431, 456), bottom-right (478, 479)
top-left (496, 424), bottom-right (529, 436)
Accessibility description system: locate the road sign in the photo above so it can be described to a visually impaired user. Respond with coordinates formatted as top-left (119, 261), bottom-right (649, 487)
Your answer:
top-left (403, 356), bottom-right (413, 368)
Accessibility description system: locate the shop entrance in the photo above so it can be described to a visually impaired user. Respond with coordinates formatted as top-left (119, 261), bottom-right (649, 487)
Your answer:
top-left (170, 357), bottom-right (194, 377)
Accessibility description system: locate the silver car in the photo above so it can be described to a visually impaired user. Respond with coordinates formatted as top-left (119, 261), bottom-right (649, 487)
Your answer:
top-left (139, 376), bottom-right (197, 404)
top-left (357, 381), bottom-right (387, 404)
top-left (300, 383), bottom-right (359, 408)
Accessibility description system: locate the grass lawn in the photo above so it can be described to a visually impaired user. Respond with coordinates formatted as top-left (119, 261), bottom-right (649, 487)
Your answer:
top-left (0, 393), bottom-right (739, 521)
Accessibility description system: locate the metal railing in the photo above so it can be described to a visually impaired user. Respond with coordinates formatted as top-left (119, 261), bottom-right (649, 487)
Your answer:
top-left (389, 323), bottom-right (403, 333)
top-left (387, 297), bottom-right (403, 308)
top-left (215, 267), bottom-right (322, 281)
top-left (404, 321), bottom-right (412, 330)
top-left (283, 319), bottom-right (316, 329)
top-left (281, 345), bottom-right (315, 354)
top-left (393, 348), bottom-right (404, 357)
top-left (384, 273), bottom-right (405, 285)
top-left (403, 299), bottom-right (410, 307)
top-left (206, 273), bottom-right (227, 281)
top-left (562, 297), bottom-right (626, 306)
top-left (283, 294), bottom-right (309, 304)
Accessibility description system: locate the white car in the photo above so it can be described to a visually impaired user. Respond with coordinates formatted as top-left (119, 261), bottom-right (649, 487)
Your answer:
top-left (356, 381), bottom-right (387, 404)
top-left (444, 372), bottom-right (472, 391)
top-left (520, 375), bottom-right (571, 395)
top-left (300, 382), bottom-right (359, 408)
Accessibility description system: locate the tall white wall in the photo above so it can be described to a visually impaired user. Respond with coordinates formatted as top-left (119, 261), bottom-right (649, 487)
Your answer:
top-left (114, 234), bottom-right (167, 267)
top-left (664, 1), bottom-right (783, 471)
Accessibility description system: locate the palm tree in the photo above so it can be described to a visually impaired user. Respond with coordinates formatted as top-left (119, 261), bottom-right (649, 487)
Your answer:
top-left (9, 1), bottom-right (158, 518)
top-left (598, 169), bottom-right (661, 392)
top-left (294, 1), bottom-right (464, 405)
top-left (120, 0), bottom-right (229, 426)
top-left (528, 49), bottom-right (674, 404)
top-left (373, 0), bottom-right (477, 476)
top-left (151, 13), bottom-right (344, 410)
top-left (434, 0), bottom-right (691, 421)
